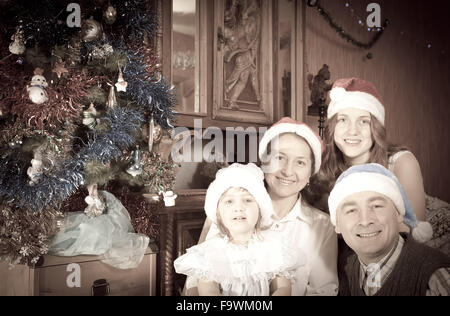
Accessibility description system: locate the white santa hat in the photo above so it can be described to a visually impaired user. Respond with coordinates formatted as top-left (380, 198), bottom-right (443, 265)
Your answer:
top-left (328, 77), bottom-right (386, 126)
top-left (258, 117), bottom-right (323, 174)
top-left (328, 163), bottom-right (433, 243)
top-left (204, 163), bottom-right (275, 228)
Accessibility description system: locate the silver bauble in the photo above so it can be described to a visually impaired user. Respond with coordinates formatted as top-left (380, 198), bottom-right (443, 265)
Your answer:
top-left (82, 17), bottom-right (102, 42)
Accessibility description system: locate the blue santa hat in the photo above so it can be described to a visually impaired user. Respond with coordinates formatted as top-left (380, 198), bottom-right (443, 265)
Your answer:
top-left (328, 163), bottom-right (433, 243)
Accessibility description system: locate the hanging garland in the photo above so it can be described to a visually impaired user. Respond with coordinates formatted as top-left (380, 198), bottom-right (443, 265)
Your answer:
top-left (307, 0), bottom-right (388, 50)
top-left (0, 1), bottom-right (177, 214)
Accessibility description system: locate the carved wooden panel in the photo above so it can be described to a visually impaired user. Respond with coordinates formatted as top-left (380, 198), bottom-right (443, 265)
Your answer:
top-left (213, 0), bottom-right (274, 124)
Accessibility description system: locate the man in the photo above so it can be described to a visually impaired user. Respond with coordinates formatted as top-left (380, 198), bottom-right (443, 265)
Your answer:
top-left (328, 163), bottom-right (450, 296)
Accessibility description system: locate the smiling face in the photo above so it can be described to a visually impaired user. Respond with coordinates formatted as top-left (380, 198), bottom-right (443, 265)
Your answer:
top-left (335, 191), bottom-right (403, 264)
top-left (334, 108), bottom-right (374, 165)
top-left (264, 133), bottom-right (313, 200)
top-left (217, 187), bottom-right (261, 241)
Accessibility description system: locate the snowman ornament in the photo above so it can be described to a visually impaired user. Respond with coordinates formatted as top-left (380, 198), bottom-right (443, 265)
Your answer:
top-left (27, 68), bottom-right (49, 104)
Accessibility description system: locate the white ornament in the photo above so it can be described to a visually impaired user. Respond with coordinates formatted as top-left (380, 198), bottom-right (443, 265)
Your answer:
top-left (84, 184), bottom-right (106, 218)
top-left (162, 191), bottom-right (177, 207)
top-left (30, 74), bottom-right (48, 88)
top-left (27, 85), bottom-right (48, 104)
top-left (27, 157), bottom-right (43, 185)
top-left (9, 29), bottom-right (26, 55)
top-left (27, 70), bottom-right (49, 104)
top-left (115, 67), bottom-right (128, 92)
top-left (82, 103), bottom-right (98, 129)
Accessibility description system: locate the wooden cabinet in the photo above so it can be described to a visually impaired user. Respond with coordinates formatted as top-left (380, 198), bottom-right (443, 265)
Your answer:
top-left (0, 244), bottom-right (158, 296)
top-left (154, 0), bottom-right (305, 129)
top-left (156, 190), bottom-right (206, 296)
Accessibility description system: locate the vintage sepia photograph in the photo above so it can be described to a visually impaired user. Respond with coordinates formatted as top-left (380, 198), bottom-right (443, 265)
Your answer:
top-left (0, 0), bottom-right (448, 303)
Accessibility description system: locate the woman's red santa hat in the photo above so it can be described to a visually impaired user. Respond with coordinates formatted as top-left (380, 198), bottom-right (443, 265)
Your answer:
top-left (328, 77), bottom-right (386, 126)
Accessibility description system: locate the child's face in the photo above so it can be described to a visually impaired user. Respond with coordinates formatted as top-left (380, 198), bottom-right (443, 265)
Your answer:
top-left (333, 108), bottom-right (373, 165)
top-left (217, 187), bottom-right (260, 238)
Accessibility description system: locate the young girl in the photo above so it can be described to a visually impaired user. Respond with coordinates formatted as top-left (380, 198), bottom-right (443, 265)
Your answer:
top-left (317, 77), bottom-right (433, 242)
top-left (174, 163), bottom-right (304, 296)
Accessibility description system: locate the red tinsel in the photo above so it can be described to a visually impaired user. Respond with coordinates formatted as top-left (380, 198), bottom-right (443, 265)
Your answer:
top-left (108, 184), bottom-right (160, 242)
top-left (8, 69), bottom-right (104, 130)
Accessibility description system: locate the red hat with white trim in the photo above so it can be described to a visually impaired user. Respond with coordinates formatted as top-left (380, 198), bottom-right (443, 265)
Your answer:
top-left (327, 78), bottom-right (385, 126)
top-left (258, 117), bottom-right (323, 174)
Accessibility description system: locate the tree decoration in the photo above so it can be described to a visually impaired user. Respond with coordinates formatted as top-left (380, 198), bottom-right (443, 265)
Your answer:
top-left (84, 183), bottom-right (106, 218)
top-left (0, 0), bottom-right (177, 264)
top-left (52, 60), bottom-right (69, 79)
top-left (12, 69), bottom-right (99, 130)
top-left (115, 64), bottom-right (128, 92)
top-left (82, 103), bottom-right (99, 129)
top-left (9, 28), bottom-right (26, 55)
top-left (307, 0), bottom-right (388, 49)
top-left (82, 17), bottom-right (103, 43)
top-left (106, 84), bottom-right (118, 108)
top-left (0, 202), bottom-right (64, 265)
top-left (104, 4), bottom-right (117, 25)
top-left (27, 68), bottom-right (49, 104)
top-left (112, 0), bottom-right (157, 42)
top-left (27, 150), bottom-right (44, 185)
top-left (126, 145), bottom-right (143, 177)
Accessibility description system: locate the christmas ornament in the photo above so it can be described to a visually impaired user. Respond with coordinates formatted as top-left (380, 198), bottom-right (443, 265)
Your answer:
top-left (52, 60), bottom-right (69, 79)
top-left (27, 152), bottom-right (43, 185)
top-left (83, 103), bottom-right (99, 129)
top-left (162, 191), bottom-right (177, 207)
top-left (126, 146), bottom-right (143, 177)
top-left (106, 85), bottom-right (117, 108)
top-left (81, 17), bottom-right (102, 42)
top-left (115, 66), bottom-right (128, 92)
top-left (84, 183), bottom-right (106, 218)
top-left (91, 42), bottom-right (114, 59)
top-left (9, 28), bottom-right (26, 55)
top-left (27, 68), bottom-right (49, 104)
top-left (148, 115), bottom-right (162, 152)
top-left (104, 4), bottom-right (117, 25)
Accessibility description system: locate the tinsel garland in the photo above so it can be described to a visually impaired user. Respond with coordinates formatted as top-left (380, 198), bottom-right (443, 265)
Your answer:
top-left (308, 0), bottom-right (388, 49)
top-left (123, 48), bottom-right (177, 129)
top-left (0, 106), bottom-right (145, 212)
top-left (0, 0), bottom-right (177, 213)
top-left (111, 0), bottom-right (158, 42)
top-left (108, 185), bottom-right (160, 242)
top-left (10, 71), bottom-right (102, 130)
top-left (0, 202), bottom-right (63, 265)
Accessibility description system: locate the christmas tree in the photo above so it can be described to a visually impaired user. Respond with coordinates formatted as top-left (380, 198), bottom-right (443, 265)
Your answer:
top-left (0, 0), bottom-right (178, 265)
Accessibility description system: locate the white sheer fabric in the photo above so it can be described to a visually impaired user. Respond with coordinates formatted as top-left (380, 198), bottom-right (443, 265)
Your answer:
top-left (49, 191), bottom-right (149, 269)
top-left (175, 231), bottom-right (304, 296)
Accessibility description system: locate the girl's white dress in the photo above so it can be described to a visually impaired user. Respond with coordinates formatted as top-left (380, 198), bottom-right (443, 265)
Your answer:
top-left (174, 231), bottom-right (305, 296)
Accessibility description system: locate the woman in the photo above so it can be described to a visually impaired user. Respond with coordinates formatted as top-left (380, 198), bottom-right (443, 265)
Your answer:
top-left (316, 77), bottom-right (432, 242)
top-left (191, 117), bottom-right (338, 296)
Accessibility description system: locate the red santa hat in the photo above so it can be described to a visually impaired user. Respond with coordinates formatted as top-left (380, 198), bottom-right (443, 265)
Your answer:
top-left (258, 117), bottom-right (323, 174)
top-left (327, 78), bottom-right (385, 126)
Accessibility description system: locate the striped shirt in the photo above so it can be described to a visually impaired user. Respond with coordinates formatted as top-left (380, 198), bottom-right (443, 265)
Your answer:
top-left (359, 235), bottom-right (450, 296)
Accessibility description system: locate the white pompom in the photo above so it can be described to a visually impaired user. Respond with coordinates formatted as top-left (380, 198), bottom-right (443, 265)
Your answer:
top-left (412, 221), bottom-right (433, 243)
top-left (329, 87), bottom-right (347, 102)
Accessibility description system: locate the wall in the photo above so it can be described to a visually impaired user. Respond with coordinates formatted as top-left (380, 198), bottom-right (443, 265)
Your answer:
top-left (303, 0), bottom-right (450, 201)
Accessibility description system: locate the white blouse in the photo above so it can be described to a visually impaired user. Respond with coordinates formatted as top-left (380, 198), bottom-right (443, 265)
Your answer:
top-left (174, 231), bottom-right (304, 296)
top-left (268, 197), bottom-right (338, 296)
